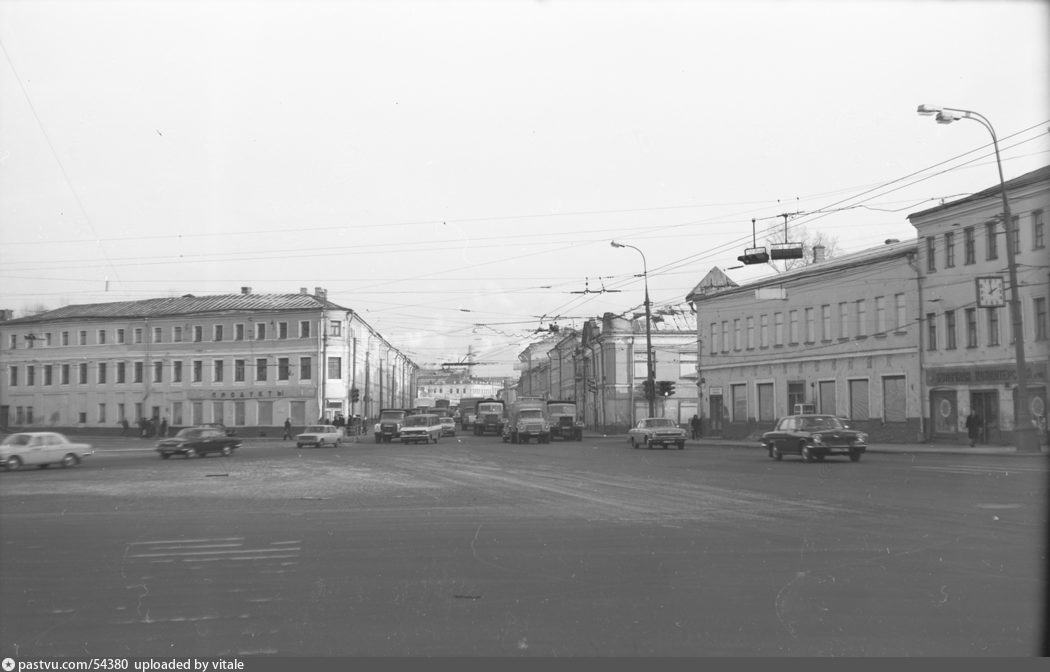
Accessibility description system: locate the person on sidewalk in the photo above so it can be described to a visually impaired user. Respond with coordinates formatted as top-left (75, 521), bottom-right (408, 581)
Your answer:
top-left (690, 414), bottom-right (701, 439)
top-left (965, 409), bottom-right (983, 447)
top-left (283, 418), bottom-right (293, 440)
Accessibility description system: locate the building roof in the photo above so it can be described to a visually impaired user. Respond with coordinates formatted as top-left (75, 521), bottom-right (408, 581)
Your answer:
top-left (686, 238), bottom-right (918, 303)
top-left (907, 164), bottom-right (1050, 220)
top-left (2, 293), bottom-right (347, 326)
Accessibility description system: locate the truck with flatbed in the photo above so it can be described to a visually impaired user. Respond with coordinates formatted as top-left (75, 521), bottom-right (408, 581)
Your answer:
top-left (503, 399), bottom-right (551, 444)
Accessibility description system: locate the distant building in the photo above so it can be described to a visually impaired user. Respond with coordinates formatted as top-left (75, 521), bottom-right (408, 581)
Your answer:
top-left (0, 288), bottom-right (418, 433)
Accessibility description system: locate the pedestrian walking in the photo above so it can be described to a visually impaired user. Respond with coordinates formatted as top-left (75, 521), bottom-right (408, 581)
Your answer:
top-left (283, 418), bottom-right (293, 440)
top-left (965, 409), bottom-right (982, 447)
top-left (159, 417), bottom-right (168, 438)
top-left (119, 418), bottom-right (129, 436)
top-left (690, 414), bottom-right (701, 439)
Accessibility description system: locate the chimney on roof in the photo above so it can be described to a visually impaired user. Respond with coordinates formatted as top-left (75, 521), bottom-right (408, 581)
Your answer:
top-left (812, 245), bottom-right (826, 264)
top-left (315, 287), bottom-right (326, 301)
top-left (241, 286), bottom-right (252, 295)
top-left (0, 309), bottom-right (12, 322)
top-left (300, 287), bottom-right (308, 294)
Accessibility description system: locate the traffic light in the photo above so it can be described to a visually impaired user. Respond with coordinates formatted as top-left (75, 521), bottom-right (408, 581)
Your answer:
top-left (737, 246), bottom-right (770, 265)
top-left (642, 379), bottom-right (655, 400)
top-left (657, 381), bottom-right (676, 397)
top-left (350, 387), bottom-right (360, 403)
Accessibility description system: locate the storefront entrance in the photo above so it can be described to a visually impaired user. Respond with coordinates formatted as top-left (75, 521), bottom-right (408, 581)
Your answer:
top-left (708, 395), bottom-right (724, 436)
top-left (968, 390), bottom-right (999, 444)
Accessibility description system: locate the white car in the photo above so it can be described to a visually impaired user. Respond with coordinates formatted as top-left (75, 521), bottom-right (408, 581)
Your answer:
top-left (1, 432), bottom-right (94, 470)
top-left (295, 424), bottom-right (343, 448)
top-left (439, 416), bottom-right (457, 437)
top-left (400, 414), bottom-right (443, 444)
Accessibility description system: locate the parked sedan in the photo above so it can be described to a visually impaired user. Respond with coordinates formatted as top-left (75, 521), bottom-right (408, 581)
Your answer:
top-left (761, 414), bottom-right (868, 462)
top-left (295, 424), bottom-right (343, 449)
top-left (627, 418), bottom-right (687, 450)
top-left (156, 427), bottom-right (242, 459)
top-left (1, 432), bottom-right (94, 470)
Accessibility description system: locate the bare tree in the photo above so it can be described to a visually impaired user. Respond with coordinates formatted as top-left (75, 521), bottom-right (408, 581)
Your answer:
top-left (18, 303), bottom-right (52, 318)
top-left (763, 222), bottom-right (839, 272)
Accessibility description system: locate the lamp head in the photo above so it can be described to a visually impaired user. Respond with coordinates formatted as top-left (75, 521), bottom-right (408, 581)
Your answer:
top-left (916, 104), bottom-right (942, 116)
top-left (610, 240), bottom-right (623, 248)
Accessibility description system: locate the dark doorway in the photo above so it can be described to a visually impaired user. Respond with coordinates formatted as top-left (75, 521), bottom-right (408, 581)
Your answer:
top-left (969, 390), bottom-right (999, 444)
top-left (708, 395), bottom-right (724, 436)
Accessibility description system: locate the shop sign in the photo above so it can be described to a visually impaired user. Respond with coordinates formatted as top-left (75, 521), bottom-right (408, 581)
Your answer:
top-left (185, 386), bottom-right (317, 400)
top-left (926, 364), bottom-right (1046, 386)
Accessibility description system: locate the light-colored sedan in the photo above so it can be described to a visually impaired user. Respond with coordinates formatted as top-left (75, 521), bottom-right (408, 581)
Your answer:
top-left (439, 416), bottom-right (457, 437)
top-left (627, 418), bottom-right (687, 450)
top-left (1, 432), bottom-right (94, 470)
top-left (296, 424), bottom-right (343, 448)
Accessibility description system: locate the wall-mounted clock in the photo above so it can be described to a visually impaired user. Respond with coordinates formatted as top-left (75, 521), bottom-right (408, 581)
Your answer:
top-left (975, 276), bottom-right (1005, 308)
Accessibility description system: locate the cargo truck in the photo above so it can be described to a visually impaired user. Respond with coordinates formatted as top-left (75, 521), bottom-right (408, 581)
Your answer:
top-left (473, 399), bottom-right (506, 436)
top-left (503, 399), bottom-right (551, 444)
top-left (546, 400), bottom-right (583, 441)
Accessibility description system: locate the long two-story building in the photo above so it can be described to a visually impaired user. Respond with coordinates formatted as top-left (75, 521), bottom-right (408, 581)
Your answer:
top-left (0, 287), bottom-right (418, 434)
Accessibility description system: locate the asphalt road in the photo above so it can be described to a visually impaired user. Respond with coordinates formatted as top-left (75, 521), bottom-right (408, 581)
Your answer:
top-left (1, 433), bottom-right (1046, 657)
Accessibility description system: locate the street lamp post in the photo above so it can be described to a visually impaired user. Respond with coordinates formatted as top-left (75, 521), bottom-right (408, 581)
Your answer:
top-left (611, 240), bottom-right (655, 417)
top-left (917, 104), bottom-right (1039, 453)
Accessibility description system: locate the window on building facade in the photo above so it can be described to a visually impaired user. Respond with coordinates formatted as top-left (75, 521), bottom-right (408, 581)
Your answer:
top-left (926, 236), bottom-right (936, 272)
top-left (152, 327), bottom-right (161, 343)
top-left (327, 356), bottom-right (341, 379)
top-left (746, 316), bottom-right (755, 349)
top-left (804, 307), bottom-right (815, 343)
top-left (27, 365), bottom-right (34, 386)
top-left (731, 383), bottom-right (747, 422)
top-left (8, 366), bottom-right (17, 386)
top-left (278, 357), bottom-right (290, 380)
top-left (963, 226), bottom-right (975, 265)
top-left (235, 359), bottom-right (246, 382)
top-left (134, 361), bottom-right (144, 383)
top-left (235, 324), bottom-right (245, 341)
top-left (78, 330), bottom-right (87, 345)
top-left (926, 313), bottom-right (937, 350)
top-left (1035, 297), bottom-right (1048, 341)
top-left (788, 310), bottom-right (799, 344)
top-left (733, 319), bottom-right (741, 350)
top-left (193, 360), bottom-right (202, 383)
top-left (214, 325), bottom-right (224, 342)
top-left (116, 328), bottom-right (125, 344)
top-left (278, 322), bottom-right (288, 339)
top-left (214, 360), bottom-right (224, 382)
top-left (821, 305), bottom-right (831, 340)
top-left (255, 323), bottom-right (266, 340)
top-left (1034, 209), bottom-right (1045, 250)
top-left (760, 314), bottom-right (769, 348)
top-left (173, 326), bottom-right (183, 342)
top-left (300, 320), bottom-right (311, 338)
top-left (44, 365), bottom-right (52, 385)
top-left (8, 334), bottom-right (15, 349)
top-left (62, 331), bottom-right (69, 346)
top-left (256, 358), bottom-right (268, 381)
top-left (173, 361), bottom-right (182, 383)
top-left (986, 220), bottom-right (998, 260)
top-left (709, 323), bottom-right (718, 355)
top-left (193, 326), bottom-right (203, 342)
top-left (62, 364), bottom-right (70, 385)
top-left (98, 329), bottom-right (107, 345)
top-left (98, 403), bottom-right (106, 424)
top-left (856, 299), bottom-right (867, 337)
top-left (839, 302), bottom-right (849, 339)
top-left (1010, 215), bottom-right (1020, 255)
top-left (134, 328), bottom-right (143, 344)
top-left (79, 363), bottom-right (88, 384)
top-left (965, 308), bottom-right (977, 348)
top-left (116, 362), bottom-right (125, 384)
top-left (721, 321), bottom-right (729, 352)
top-left (945, 310), bottom-right (957, 349)
top-left (987, 308), bottom-right (1000, 346)
top-left (774, 312), bottom-right (784, 345)
top-left (944, 232), bottom-right (955, 268)
top-left (875, 296), bottom-right (886, 334)
top-left (44, 332), bottom-right (51, 346)
top-left (300, 357), bottom-right (312, 381)
top-left (329, 321), bottom-right (341, 337)
top-left (153, 361), bottom-right (163, 383)
top-left (895, 293), bottom-right (906, 332)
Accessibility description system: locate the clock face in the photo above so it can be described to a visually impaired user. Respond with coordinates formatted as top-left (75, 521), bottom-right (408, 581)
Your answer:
top-left (976, 276), bottom-right (1005, 307)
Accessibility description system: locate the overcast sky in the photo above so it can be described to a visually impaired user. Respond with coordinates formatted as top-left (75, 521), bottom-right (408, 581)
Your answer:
top-left (2, 0), bottom-right (1048, 378)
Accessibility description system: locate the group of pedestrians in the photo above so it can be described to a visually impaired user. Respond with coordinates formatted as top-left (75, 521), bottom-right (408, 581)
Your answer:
top-left (120, 416), bottom-right (168, 438)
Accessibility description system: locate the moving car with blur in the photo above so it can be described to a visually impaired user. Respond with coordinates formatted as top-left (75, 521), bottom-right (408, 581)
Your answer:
top-left (1, 432), bottom-right (94, 470)
top-left (156, 426), bottom-right (242, 459)
top-left (399, 413), bottom-right (443, 444)
top-left (374, 408), bottom-right (408, 443)
top-left (627, 418), bottom-right (687, 450)
top-left (761, 414), bottom-right (868, 462)
top-left (295, 424), bottom-right (343, 449)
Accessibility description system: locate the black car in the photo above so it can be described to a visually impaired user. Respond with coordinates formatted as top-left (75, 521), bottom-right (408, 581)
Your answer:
top-left (761, 414), bottom-right (868, 462)
top-left (156, 427), bottom-right (242, 459)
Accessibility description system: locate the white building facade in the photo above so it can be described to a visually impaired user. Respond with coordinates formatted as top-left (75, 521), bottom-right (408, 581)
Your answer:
top-left (0, 288), bottom-right (418, 434)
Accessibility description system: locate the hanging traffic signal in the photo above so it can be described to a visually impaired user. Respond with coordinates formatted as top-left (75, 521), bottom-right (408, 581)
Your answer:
top-left (656, 381), bottom-right (676, 397)
top-left (350, 387), bottom-right (360, 403)
top-left (737, 246), bottom-right (770, 265)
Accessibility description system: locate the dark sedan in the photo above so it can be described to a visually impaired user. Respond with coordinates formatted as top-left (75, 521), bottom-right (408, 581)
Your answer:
top-left (156, 427), bottom-right (242, 459)
top-left (761, 414), bottom-right (868, 462)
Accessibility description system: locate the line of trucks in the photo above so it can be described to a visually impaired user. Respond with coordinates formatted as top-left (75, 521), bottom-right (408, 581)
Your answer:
top-left (374, 398), bottom-right (584, 444)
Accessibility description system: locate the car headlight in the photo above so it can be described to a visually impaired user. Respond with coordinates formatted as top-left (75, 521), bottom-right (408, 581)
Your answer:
top-left (373, 423), bottom-right (380, 432)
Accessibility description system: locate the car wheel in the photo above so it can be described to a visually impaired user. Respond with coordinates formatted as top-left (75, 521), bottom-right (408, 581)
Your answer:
top-left (801, 444), bottom-right (814, 462)
top-left (160, 452), bottom-right (170, 460)
top-left (645, 438), bottom-right (653, 450)
top-left (677, 442), bottom-right (685, 450)
top-left (39, 463), bottom-right (49, 469)
top-left (6, 456), bottom-right (21, 471)
top-left (195, 449), bottom-right (206, 458)
top-left (221, 446), bottom-right (232, 456)
top-left (849, 450), bottom-right (862, 462)
top-left (61, 453), bottom-right (78, 468)
top-left (771, 445), bottom-right (783, 461)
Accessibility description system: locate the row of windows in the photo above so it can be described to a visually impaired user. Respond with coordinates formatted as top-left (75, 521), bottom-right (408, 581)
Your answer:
top-left (708, 295), bottom-right (908, 355)
top-left (6, 319), bottom-right (341, 350)
top-left (722, 376), bottom-right (907, 423)
top-left (925, 297), bottom-right (1048, 350)
top-left (925, 210), bottom-right (1045, 273)
top-left (6, 356), bottom-right (350, 387)
top-left (9, 398), bottom-right (299, 427)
